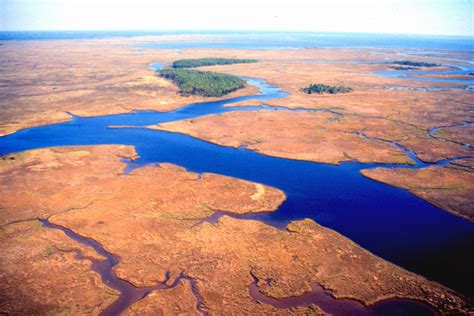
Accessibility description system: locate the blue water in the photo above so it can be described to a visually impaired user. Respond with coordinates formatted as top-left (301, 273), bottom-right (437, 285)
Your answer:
top-left (1, 73), bottom-right (473, 299)
top-left (141, 32), bottom-right (474, 51)
top-left (375, 62), bottom-right (474, 89)
top-left (0, 31), bottom-right (473, 51)
top-left (0, 30), bottom-right (176, 41)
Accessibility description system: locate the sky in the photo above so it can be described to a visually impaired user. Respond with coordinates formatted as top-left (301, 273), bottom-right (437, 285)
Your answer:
top-left (0, 0), bottom-right (472, 36)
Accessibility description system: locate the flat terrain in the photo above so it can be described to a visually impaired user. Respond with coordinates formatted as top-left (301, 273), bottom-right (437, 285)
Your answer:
top-left (361, 159), bottom-right (474, 221)
top-left (146, 47), bottom-right (473, 220)
top-left (0, 146), bottom-right (470, 314)
top-left (151, 110), bottom-right (414, 165)
top-left (0, 40), bottom-right (258, 136)
top-left (0, 220), bottom-right (118, 314)
top-left (192, 60), bottom-right (472, 164)
top-left (0, 36), bottom-right (473, 314)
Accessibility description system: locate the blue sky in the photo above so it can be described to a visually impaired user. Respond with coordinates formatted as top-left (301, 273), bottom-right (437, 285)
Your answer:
top-left (0, 0), bottom-right (472, 36)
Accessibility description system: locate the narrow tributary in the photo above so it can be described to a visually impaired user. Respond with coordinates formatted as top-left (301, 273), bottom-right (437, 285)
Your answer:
top-left (39, 219), bottom-right (207, 315)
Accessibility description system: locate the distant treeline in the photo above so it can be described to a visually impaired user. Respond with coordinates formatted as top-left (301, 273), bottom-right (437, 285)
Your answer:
top-left (172, 58), bottom-right (257, 68)
top-left (388, 66), bottom-right (419, 71)
top-left (391, 60), bottom-right (439, 67)
top-left (302, 83), bottom-right (353, 95)
top-left (160, 68), bottom-right (246, 97)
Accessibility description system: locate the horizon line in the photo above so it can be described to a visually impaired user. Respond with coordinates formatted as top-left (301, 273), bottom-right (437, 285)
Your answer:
top-left (0, 29), bottom-right (473, 38)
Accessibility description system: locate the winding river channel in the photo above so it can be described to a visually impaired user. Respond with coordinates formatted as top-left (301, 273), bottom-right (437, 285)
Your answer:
top-left (1, 62), bottom-right (473, 313)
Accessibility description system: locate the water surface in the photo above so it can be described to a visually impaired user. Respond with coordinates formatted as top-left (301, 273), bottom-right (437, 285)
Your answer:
top-left (1, 76), bottom-right (473, 298)
top-left (1, 31), bottom-right (473, 51)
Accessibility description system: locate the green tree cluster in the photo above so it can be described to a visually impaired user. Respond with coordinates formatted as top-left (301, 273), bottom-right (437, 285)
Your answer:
top-left (392, 60), bottom-right (439, 67)
top-left (160, 68), bottom-right (246, 97)
top-left (388, 66), bottom-right (419, 71)
top-left (172, 58), bottom-right (257, 68)
top-left (302, 83), bottom-right (353, 95)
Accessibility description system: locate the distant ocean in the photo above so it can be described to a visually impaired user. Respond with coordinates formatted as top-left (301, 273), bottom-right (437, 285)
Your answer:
top-left (0, 31), bottom-right (472, 51)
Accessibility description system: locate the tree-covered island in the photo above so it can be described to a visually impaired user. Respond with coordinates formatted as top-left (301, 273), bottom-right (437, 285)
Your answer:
top-left (388, 66), bottom-right (419, 71)
top-left (391, 60), bottom-right (439, 67)
top-left (172, 58), bottom-right (257, 68)
top-left (302, 83), bottom-right (353, 94)
top-left (160, 68), bottom-right (247, 97)
top-left (159, 58), bottom-right (258, 97)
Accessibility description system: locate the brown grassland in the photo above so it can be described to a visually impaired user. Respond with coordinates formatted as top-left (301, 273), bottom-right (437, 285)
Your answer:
top-left (0, 37), bottom-right (473, 314)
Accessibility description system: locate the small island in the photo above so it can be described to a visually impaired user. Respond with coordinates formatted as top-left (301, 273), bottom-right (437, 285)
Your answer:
top-left (388, 65), bottom-right (419, 71)
top-left (172, 58), bottom-right (257, 68)
top-left (302, 83), bottom-right (353, 94)
top-left (391, 60), bottom-right (439, 67)
top-left (160, 68), bottom-right (247, 97)
top-left (159, 58), bottom-right (258, 97)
